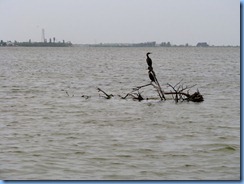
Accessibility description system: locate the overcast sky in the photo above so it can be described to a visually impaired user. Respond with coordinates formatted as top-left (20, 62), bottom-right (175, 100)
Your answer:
top-left (0, 0), bottom-right (240, 45)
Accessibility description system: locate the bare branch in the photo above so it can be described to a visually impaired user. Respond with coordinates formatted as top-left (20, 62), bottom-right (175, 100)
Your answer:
top-left (174, 79), bottom-right (183, 88)
top-left (97, 88), bottom-right (114, 99)
top-left (134, 83), bottom-right (152, 90)
top-left (119, 91), bottom-right (144, 101)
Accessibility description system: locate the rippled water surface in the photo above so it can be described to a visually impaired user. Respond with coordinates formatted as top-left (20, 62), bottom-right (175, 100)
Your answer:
top-left (0, 47), bottom-right (240, 180)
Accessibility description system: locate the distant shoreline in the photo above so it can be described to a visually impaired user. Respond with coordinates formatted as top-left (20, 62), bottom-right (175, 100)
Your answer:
top-left (0, 41), bottom-right (72, 47)
top-left (0, 40), bottom-right (239, 48)
top-left (0, 45), bottom-right (239, 48)
top-left (80, 45), bottom-right (239, 48)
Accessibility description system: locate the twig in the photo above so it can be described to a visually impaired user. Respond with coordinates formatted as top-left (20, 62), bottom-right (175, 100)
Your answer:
top-left (97, 88), bottom-right (114, 99)
top-left (134, 83), bottom-right (152, 90)
top-left (174, 79), bottom-right (183, 88)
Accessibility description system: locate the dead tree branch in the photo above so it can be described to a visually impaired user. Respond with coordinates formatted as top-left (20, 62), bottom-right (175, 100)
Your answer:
top-left (119, 89), bottom-right (144, 101)
top-left (133, 83), bottom-right (152, 91)
top-left (166, 81), bottom-right (203, 102)
top-left (97, 88), bottom-right (114, 99)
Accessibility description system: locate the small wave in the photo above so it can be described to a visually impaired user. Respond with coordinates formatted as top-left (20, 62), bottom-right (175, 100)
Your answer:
top-left (208, 144), bottom-right (239, 152)
top-left (74, 151), bottom-right (86, 155)
top-left (215, 145), bottom-right (237, 151)
top-left (117, 154), bottom-right (133, 158)
top-left (137, 148), bottom-right (154, 153)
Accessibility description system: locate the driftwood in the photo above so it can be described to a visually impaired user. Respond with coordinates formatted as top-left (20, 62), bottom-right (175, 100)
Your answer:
top-left (119, 92), bottom-right (144, 101)
top-left (97, 87), bottom-right (114, 99)
top-left (116, 80), bottom-right (203, 102)
top-left (97, 52), bottom-right (204, 103)
top-left (66, 52), bottom-right (204, 103)
top-left (165, 82), bottom-right (203, 102)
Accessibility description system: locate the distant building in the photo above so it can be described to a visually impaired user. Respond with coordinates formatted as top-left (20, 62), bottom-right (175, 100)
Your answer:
top-left (196, 42), bottom-right (209, 47)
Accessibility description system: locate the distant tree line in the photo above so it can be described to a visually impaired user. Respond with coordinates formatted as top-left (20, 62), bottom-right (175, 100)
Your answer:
top-left (0, 40), bottom-right (7, 46)
top-left (160, 42), bottom-right (172, 47)
top-left (160, 42), bottom-right (191, 47)
top-left (0, 40), bottom-right (72, 47)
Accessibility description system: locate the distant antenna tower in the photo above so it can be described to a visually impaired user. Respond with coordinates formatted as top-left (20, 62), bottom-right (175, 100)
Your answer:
top-left (41, 29), bottom-right (45, 42)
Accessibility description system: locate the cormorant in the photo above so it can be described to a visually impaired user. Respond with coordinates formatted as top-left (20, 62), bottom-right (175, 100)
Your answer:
top-left (148, 66), bottom-right (153, 71)
top-left (148, 71), bottom-right (155, 82)
top-left (146, 52), bottom-right (152, 67)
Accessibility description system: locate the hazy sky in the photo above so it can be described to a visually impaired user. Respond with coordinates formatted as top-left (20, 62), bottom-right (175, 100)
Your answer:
top-left (0, 0), bottom-right (240, 45)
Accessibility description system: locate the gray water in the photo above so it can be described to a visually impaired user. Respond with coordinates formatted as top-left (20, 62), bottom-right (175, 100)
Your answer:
top-left (0, 46), bottom-right (240, 180)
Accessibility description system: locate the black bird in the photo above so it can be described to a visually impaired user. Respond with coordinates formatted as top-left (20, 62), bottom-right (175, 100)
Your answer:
top-left (148, 66), bottom-right (153, 71)
top-left (146, 52), bottom-right (152, 67)
top-left (148, 71), bottom-right (155, 82)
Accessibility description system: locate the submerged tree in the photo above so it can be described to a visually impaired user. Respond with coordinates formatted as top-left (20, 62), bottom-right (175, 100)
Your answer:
top-left (103, 52), bottom-right (204, 103)
top-left (67, 52), bottom-right (204, 103)
top-left (119, 52), bottom-right (204, 102)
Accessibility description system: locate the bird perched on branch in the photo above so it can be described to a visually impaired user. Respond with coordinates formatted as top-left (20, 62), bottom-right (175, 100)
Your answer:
top-left (148, 71), bottom-right (155, 82)
top-left (148, 66), bottom-right (153, 71)
top-left (146, 52), bottom-right (152, 67)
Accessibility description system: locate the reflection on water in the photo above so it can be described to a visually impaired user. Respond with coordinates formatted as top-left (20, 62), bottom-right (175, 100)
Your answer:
top-left (0, 47), bottom-right (240, 179)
